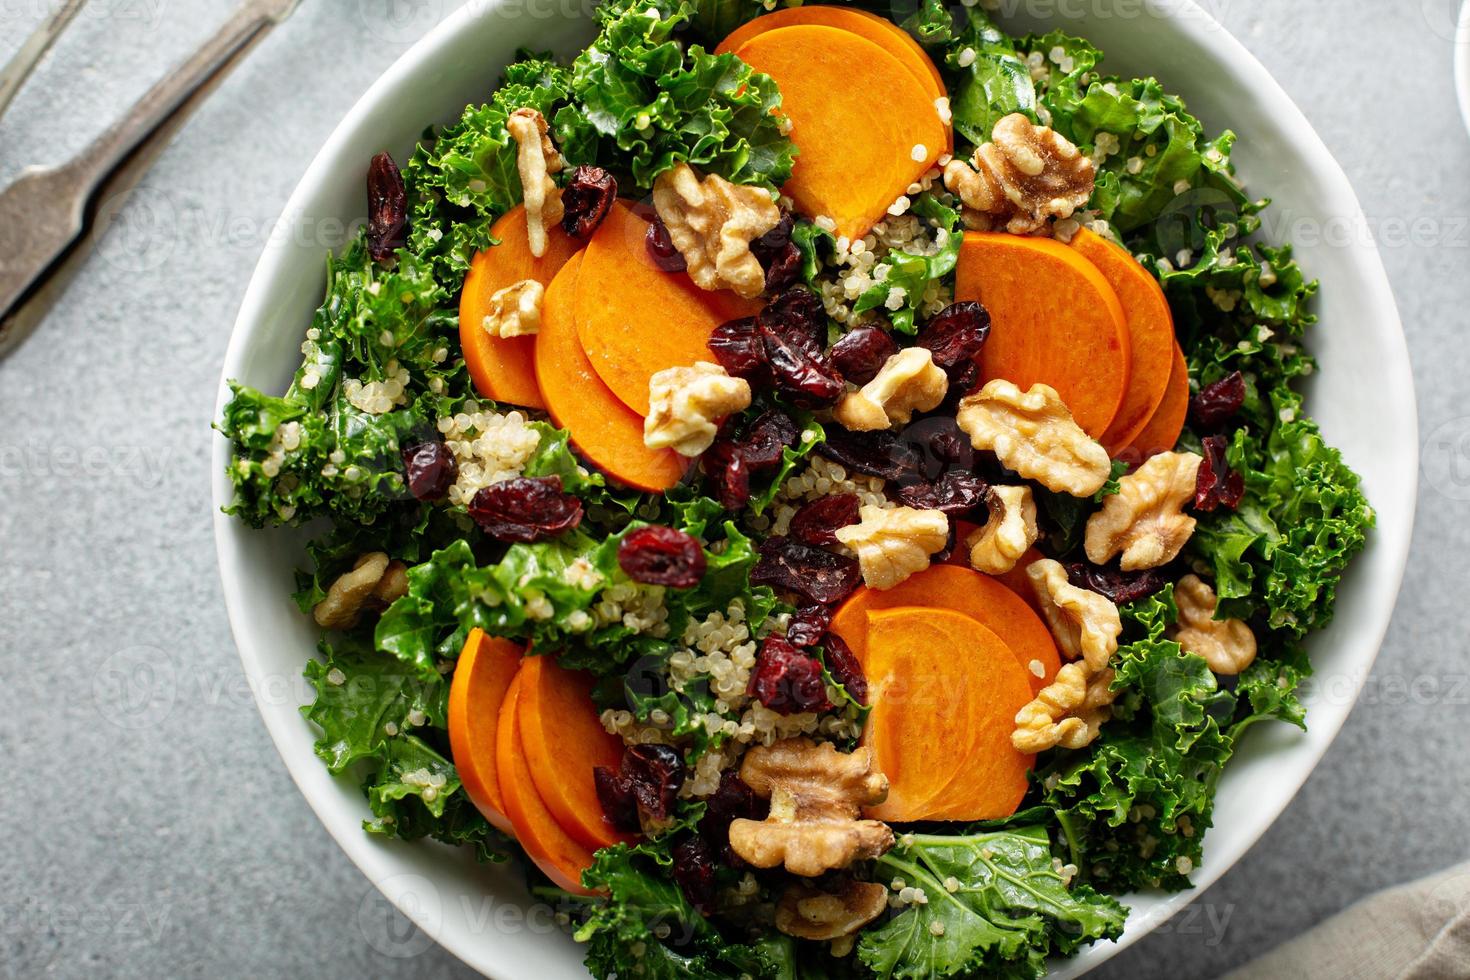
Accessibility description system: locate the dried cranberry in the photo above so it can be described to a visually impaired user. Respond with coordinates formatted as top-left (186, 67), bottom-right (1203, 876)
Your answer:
top-left (751, 213), bottom-right (802, 292)
top-left (785, 605), bottom-right (834, 647)
top-left (594, 743), bottom-right (686, 833)
top-left (1190, 371), bottom-right (1246, 429)
top-left (401, 440), bottom-right (457, 501)
top-left (645, 217), bottom-right (686, 272)
top-left (1194, 434), bottom-right (1246, 512)
top-left (892, 415), bottom-right (976, 485)
top-left (760, 324), bottom-right (845, 407)
top-left (789, 493), bottom-right (861, 546)
top-left (759, 287), bottom-right (828, 357)
top-left (561, 164), bottom-right (617, 238)
top-left (939, 359), bottom-right (982, 413)
top-left (366, 152), bottom-right (407, 262)
top-left (829, 326), bottom-right (898, 385)
top-left (702, 411), bottom-right (798, 510)
top-left (467, 475), bottom-right (583, 542)
top-left (618, 525), bottom-right (707, 588)
top-left (918, 301), bottom-right (991, 369)
top-left (670, 834), bottom-right (719, 915)
top-left (700, 771), bottom-right (766, 863)
top-left (748, 636), bottom-right (832, 714)
top-left (896, 471), bottom-right (990, 516)
top-left (1066, 562), bottom-right (1171, 606)
top-left (708, 317), bottom-right (771, 385)
top-left (816, 428), bottom-right (923, 483)
top-left (821, 632), bottom-right (867, 704)
top-left (751, 536), bottom-right (862, 606)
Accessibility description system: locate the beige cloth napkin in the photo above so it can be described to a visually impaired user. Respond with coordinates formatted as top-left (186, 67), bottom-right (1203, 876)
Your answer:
top-left (1223, 862), bottom-right (1470, 980)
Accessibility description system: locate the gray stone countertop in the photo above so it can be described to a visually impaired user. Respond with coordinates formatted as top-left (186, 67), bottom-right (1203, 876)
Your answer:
top-left (1, 0), bottom-right (1465, 976)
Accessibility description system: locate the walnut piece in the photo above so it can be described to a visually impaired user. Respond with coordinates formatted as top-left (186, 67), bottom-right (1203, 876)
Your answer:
top-left (479, 278), bottom-right (544, 338)
top-left (507, 107), bottom-right (565, 258)
top-left (942, 113), bottom-right (1096, 235)
top-left (643, 361), bottom-right (752, 457)
top-left (834, 504), bottom-right (950, 590)
top-left (1171, 574), bottom-right (1258, 675)
top-left (956, 380), bottom-right (1111, 496)
top-left (832, 347), bottom-right (949, 432)
top-left (1026, 558), bottom-right (1121, 672)
top-left (776, 880), bottom-right (889, 941)
top-left (967, 485), bottom-right (1038, 575)
top-left (313, 553), bottom-right (409, 630)
top-left (1012, 661), bottom-right (1117, 753)
top-left (729, 738), bottom-right (894, 877)
top-left (652, 162), bottom-right (780, 299)
top-left (1085, 451), bottom-right (1203, 570)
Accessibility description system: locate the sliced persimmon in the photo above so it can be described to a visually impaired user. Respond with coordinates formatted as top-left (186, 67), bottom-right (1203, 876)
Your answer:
top-left (955, 232), bottom-right (1131, 439)
top-left (533, 251), bottom-right (688, 492)
top-left (447, 629), bottom-right (525, 834)
top-left (1071, 228), bottom-right (1176, 454)
top-left (574, 201), bottom-right (760, 417)
top-left (517, 655), bottom-right (633, 852)
top-left (1128, 340), bottom-right (1190, 460)
top-left (861, 606), bottom-right (1033, 823)
top-left (459, 205), bottom-right (583, 409)
top-left (734, 25), bottom-right (950, 241)
top-left (830, 564), bottom-right (1059, 694)
top-left (496, 670), bottom-right (599, 896)
top-left (717, 7), bottom-right (945, 108)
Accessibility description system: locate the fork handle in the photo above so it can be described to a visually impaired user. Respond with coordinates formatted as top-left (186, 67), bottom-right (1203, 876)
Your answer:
top-left (62, 0), bottom-right (299, 189)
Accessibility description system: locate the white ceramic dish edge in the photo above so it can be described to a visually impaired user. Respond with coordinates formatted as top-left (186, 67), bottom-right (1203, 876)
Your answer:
top-left (212, 2), bottom-right (1418, 976)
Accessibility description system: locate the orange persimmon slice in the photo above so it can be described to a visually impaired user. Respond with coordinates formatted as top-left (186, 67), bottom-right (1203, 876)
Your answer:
top-left (734, 25), bottom-right (949, 241)
top-left (574, 201), bottom-right (760, 416)
top-left (496, 670), bottom-right (599, 896)
top-left (956, 231), bottom-right (1131, 439)
top-left (517, 655), bottom-right (634, 853)
top-left (533, 250), bottom-right (688, 492)
top-left (447, 629), bottom-right (525, 834)
top-left (717, 6), bottom-right (945, 106)
top-left (861, 606), bottom-right (1033, 823)
top-left (1071, 228), bottom-right (1177, 454)
top-left (459, 205), bottom-right (583, 409)
top-left (1128, 340), bottom-right (1190, 460)
top-left (830, 564), bottom-right (1060, 695)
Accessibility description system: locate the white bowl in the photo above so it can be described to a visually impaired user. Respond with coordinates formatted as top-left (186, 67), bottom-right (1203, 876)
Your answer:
top-left (1456, 0), bottom-right (1470, 135)
top-left (212, 1), bottom-right (1417, 976)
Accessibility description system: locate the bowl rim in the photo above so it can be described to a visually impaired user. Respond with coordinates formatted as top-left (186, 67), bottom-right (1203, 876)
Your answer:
top-left (1456, 0), bottom-right (1470, 136)
top-left (211, 1), bottom-right (1418, 976)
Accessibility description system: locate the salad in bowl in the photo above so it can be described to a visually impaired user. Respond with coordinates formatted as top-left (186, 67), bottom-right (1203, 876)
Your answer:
top-left (218, 0), bottom-right (1376, 976)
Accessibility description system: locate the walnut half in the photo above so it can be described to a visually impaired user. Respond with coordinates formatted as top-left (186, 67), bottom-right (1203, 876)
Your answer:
top-left (313, 553), bottom-right (409, 630)
top-left (506, 108), bottom-right (565, 258)
top-left (832, 347), bottom-right (948, 432)
top-left (1171, 574), bottom-right (1258, 675)
top-left (479, 278), bottom-right (544, 338)
top-left (1026, 558), bottom-right (1121, 673)
top-left (776, 879), bottom-right (889, 942)
top-left (942, 113), bottom-right (1096, 235)
top-left (728, 738), bottom-right (894, 877)
top-left (967, 485), bottom-right (1038, 575)
top-left (956, 381), bottom-right (1111, 497)
top-left (1012, 661), bottom-right (1117, 753)
top-left (1085, 451), bottom-right (1203, 571)
top-left (834, 505), bottom-right (950, 590)
top-left (643, 362), bottom-right (752, 457)
top-left (652, 163), bottom-right (780, 299)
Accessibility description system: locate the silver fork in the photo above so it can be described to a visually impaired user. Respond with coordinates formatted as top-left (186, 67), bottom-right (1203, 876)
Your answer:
top-left (0, 0), bottom-right (301, 360)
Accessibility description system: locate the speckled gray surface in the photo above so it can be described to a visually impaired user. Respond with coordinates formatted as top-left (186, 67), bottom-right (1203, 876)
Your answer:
top-left (0, 1), bottom-right (1465, 977)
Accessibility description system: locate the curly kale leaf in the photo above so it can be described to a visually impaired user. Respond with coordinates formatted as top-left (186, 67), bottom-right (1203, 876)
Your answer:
top-left (854, 192), bottom-right (962, 334)
top-left (940, 7), bottom-right (1037, 148)
top-left (858, 826), bottom-right (1127, 979)
top-left (556, 0), bottom-right (796, 192)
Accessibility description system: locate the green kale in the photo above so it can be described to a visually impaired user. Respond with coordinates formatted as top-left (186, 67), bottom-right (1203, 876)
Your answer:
top-left (854, 192), bottom-right (962, 334)
top-left (858, 826), bottom-right (1127, 979)
top-left (941, 7), bottom-right (1037, 148)
top-left (555, 0), bottom-right (797, 192)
